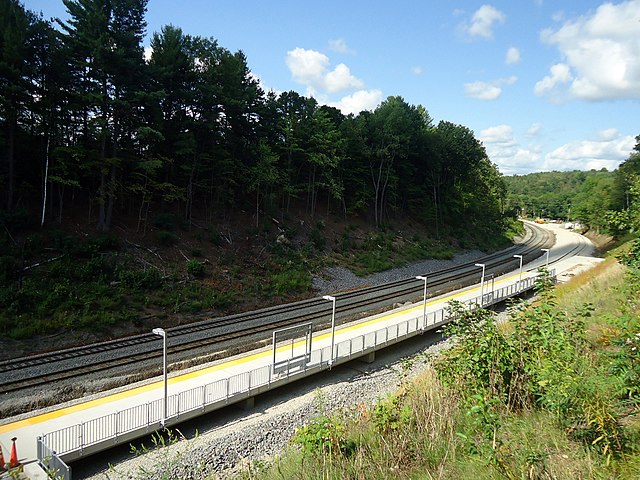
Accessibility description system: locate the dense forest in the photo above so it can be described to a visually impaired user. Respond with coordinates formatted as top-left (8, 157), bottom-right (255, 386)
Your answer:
top-left (1, 0), bottom-right (508, 235)
top-left (504, 136), bottom-right (640, 235)
top-left (0, 0), bottom-right (518, 344)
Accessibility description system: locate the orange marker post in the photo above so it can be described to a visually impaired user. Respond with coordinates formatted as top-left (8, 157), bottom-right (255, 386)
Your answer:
top-left (9, 437), bottom-right (18, 468)
top-left (0, 444), bottom-right (6, 471)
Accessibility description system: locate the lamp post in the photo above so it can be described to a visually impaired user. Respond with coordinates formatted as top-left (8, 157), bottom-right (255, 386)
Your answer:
top-left (541, 248), bottom-right (550, 269)
top-left (322, 295), bottom-right (337, 367)
top-left (475, 263), bottom-right (486, 306)
top-left (513, 254), bottom-right (523, 291)
top-left (415, 275), bottom-right (428, 330)
top-left (152, 327), bottom-right (168, 427)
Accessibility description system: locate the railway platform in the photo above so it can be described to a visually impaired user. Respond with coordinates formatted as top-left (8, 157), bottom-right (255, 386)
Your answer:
top-left (0, 224), bottom-right (602, 479)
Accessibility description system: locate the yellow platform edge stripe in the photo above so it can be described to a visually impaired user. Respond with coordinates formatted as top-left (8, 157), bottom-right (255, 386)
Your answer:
top-left (0, 271), bottom-right (526, 434)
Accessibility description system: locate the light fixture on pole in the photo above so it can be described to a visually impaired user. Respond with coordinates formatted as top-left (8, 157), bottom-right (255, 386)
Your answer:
top-left (475, 263), bottom-right (486, 306)
top-left (152, 327), bottom-right (168, 427)
top-left (541, 248), bottom-right (550, 269)
top-left (415, 276), bottom-right (428, 330)
top-left (513, 254), bottom-right (523, 291)
top-left (322, 295), bottom-right (337, 367)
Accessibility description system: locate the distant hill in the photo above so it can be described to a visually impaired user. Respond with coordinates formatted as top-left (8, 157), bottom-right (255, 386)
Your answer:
top-left (504, 170), bottom-right (621, 225)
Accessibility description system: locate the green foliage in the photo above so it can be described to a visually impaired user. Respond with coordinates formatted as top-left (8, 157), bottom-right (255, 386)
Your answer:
top-left (292, 416), bottom-right (355, 456)
top-left (3, 0), bottom-right (514, 244)
top-left (153, 213), bottom-right (186, 232)
top-left (309, 222), bottom-right (326, 250)
top-left (372, 394), bottom-right (412, 433)
top-left (118, 267), bottom-right (162, 290)
top-left (244, 260), bottom-right (640, 480)
top-left (0, 208), bottom-right (34, 231)
top-left (124, 428), bottom-right (206, 479)
top-left (269, 267), bottom-right (311, 295)
top-left (436, 302), bottom-right (516, 402)
top-left (156, 230), bottom-right (178, 246)
top-left (618, 238), bottom-right (640, 269)
top-left (339, 231), bottom-right (455, 277)
top-left (185, 259), bottom-right (204, 277)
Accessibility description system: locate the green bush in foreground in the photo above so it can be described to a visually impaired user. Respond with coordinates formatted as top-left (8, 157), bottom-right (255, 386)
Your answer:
top-left (242, 260), bottom-right (639, 479)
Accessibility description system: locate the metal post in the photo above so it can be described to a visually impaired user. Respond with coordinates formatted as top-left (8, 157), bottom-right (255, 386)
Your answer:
top-left (513, 254), bottom-right (523, 291)
top-left (322, 295), bottom-right (337, 367)
top-left (415, 275), bottom-right (428, 330)
top-left (475, 263), bottom-right (486, 306)
top-left (152, 327), bottom-right (168, 427)
top-left (542, 248), bottom-right (550, 268)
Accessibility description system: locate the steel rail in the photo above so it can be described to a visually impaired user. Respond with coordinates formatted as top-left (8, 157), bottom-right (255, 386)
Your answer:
top-left (0, 222), bottom-right (553, 394)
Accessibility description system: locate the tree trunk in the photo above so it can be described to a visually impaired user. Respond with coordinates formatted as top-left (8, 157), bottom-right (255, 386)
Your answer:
top-left (6, 119), bottom-right (15, 211)
top-left (41, 133), bottom-right (51, 226)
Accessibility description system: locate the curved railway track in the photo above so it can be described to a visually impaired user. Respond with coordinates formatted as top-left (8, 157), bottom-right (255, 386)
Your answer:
top-left (0, 222), bottom-right (554, 395)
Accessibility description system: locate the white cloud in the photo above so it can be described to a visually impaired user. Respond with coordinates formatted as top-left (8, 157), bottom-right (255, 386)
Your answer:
top-left (480, 125), bottom-right (517, 145)
top-left (537, 0), bottom-right (640, 100)
top-left (324, 63), bottom-right (364, 92)
top-left (480, 126), bottom-right (635, 175)
top-left (412, 66), bottom-right (424, 75)
top-left (526, 123), bottom-right (542, 138)
top-left (144, 46), bottom-right (153, 62)
top-left (465, 81), bottom-right (502, 100)
top-left (465, 76), bottom-right (517, 100)
top-left (479, 124), bottom-right (542, 175)
top-left (505, 47), bottom-right (520, 65)
top-left (542, 130), bottom-right (636, 171)
top-left (329, 89), bottom-right (383, 115)
top-left (465, 5), bottom-right (506, 39)
top-left (286, 48), bottom-right (329, 87)
top-left (286, 47), bottom-right (364, 94)
top-left (533, 63), bottom-right (572, 97)
top-left (328, 38), bottom-right (354, 54)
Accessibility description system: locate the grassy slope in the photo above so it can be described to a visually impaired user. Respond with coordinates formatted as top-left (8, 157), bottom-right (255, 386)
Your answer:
top-left (244, 249), bottom-right (640, 479)
top-left (0, 212), bottom-right (522, 357)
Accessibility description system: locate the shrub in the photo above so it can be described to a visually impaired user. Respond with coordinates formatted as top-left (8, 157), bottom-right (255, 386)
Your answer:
top-left (0, 256), bottom-right (17, 283)
top-left (292, 416), bottom-right (355, 456)
top-left (118, 267), bottom-right (162, 290)
top-left (372, 394), bottom-right (412, 433)
top-left (270, 268), bottom-right (311, 295)
top-left (186, 259), bottom-right (204, 277)
top-left (153, 213), bottom-right (186, 231)
top-left (310, 226), bottom-right (326, 250)
top-left (157, 230), bottom-right (177, 246)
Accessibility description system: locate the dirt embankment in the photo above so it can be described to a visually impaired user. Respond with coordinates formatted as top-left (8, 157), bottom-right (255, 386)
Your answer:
top-left (583, 230), bottom-right (615, 253)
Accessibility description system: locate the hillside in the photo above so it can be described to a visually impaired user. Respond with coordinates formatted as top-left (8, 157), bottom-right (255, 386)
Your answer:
top-left (86, 237), bottom-right (640, 480)
top-left (504, 169), bottom-right (620, 223)
top-left (237, 243), bottom-right (640, 479)
top-left (0, 204), bottom-right (521, 359)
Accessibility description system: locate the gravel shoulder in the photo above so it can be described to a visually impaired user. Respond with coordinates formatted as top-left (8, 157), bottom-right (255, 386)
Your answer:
top-left (74, 249), bottom-right (497, 480)
top-left (75, 332), bottom-right (450, 480)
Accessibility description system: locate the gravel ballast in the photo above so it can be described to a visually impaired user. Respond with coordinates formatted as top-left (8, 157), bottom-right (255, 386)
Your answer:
top-left (74, 252), bottom-right (492, 479)
top-left (77, 334), bottom-right (449, 480)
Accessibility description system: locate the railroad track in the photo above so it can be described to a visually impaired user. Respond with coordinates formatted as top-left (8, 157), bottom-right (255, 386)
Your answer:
top-left (0, 222), bottom-right (554, 394)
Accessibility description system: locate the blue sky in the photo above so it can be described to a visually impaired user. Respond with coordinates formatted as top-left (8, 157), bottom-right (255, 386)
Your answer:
top-left (25, 0), bottom-right (640, 175)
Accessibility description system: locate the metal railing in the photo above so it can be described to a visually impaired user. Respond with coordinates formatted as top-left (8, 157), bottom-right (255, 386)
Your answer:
top-left (38, 271), bottom-right (552, 472)
top-left (37, 436), bottom-right (72, 480)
